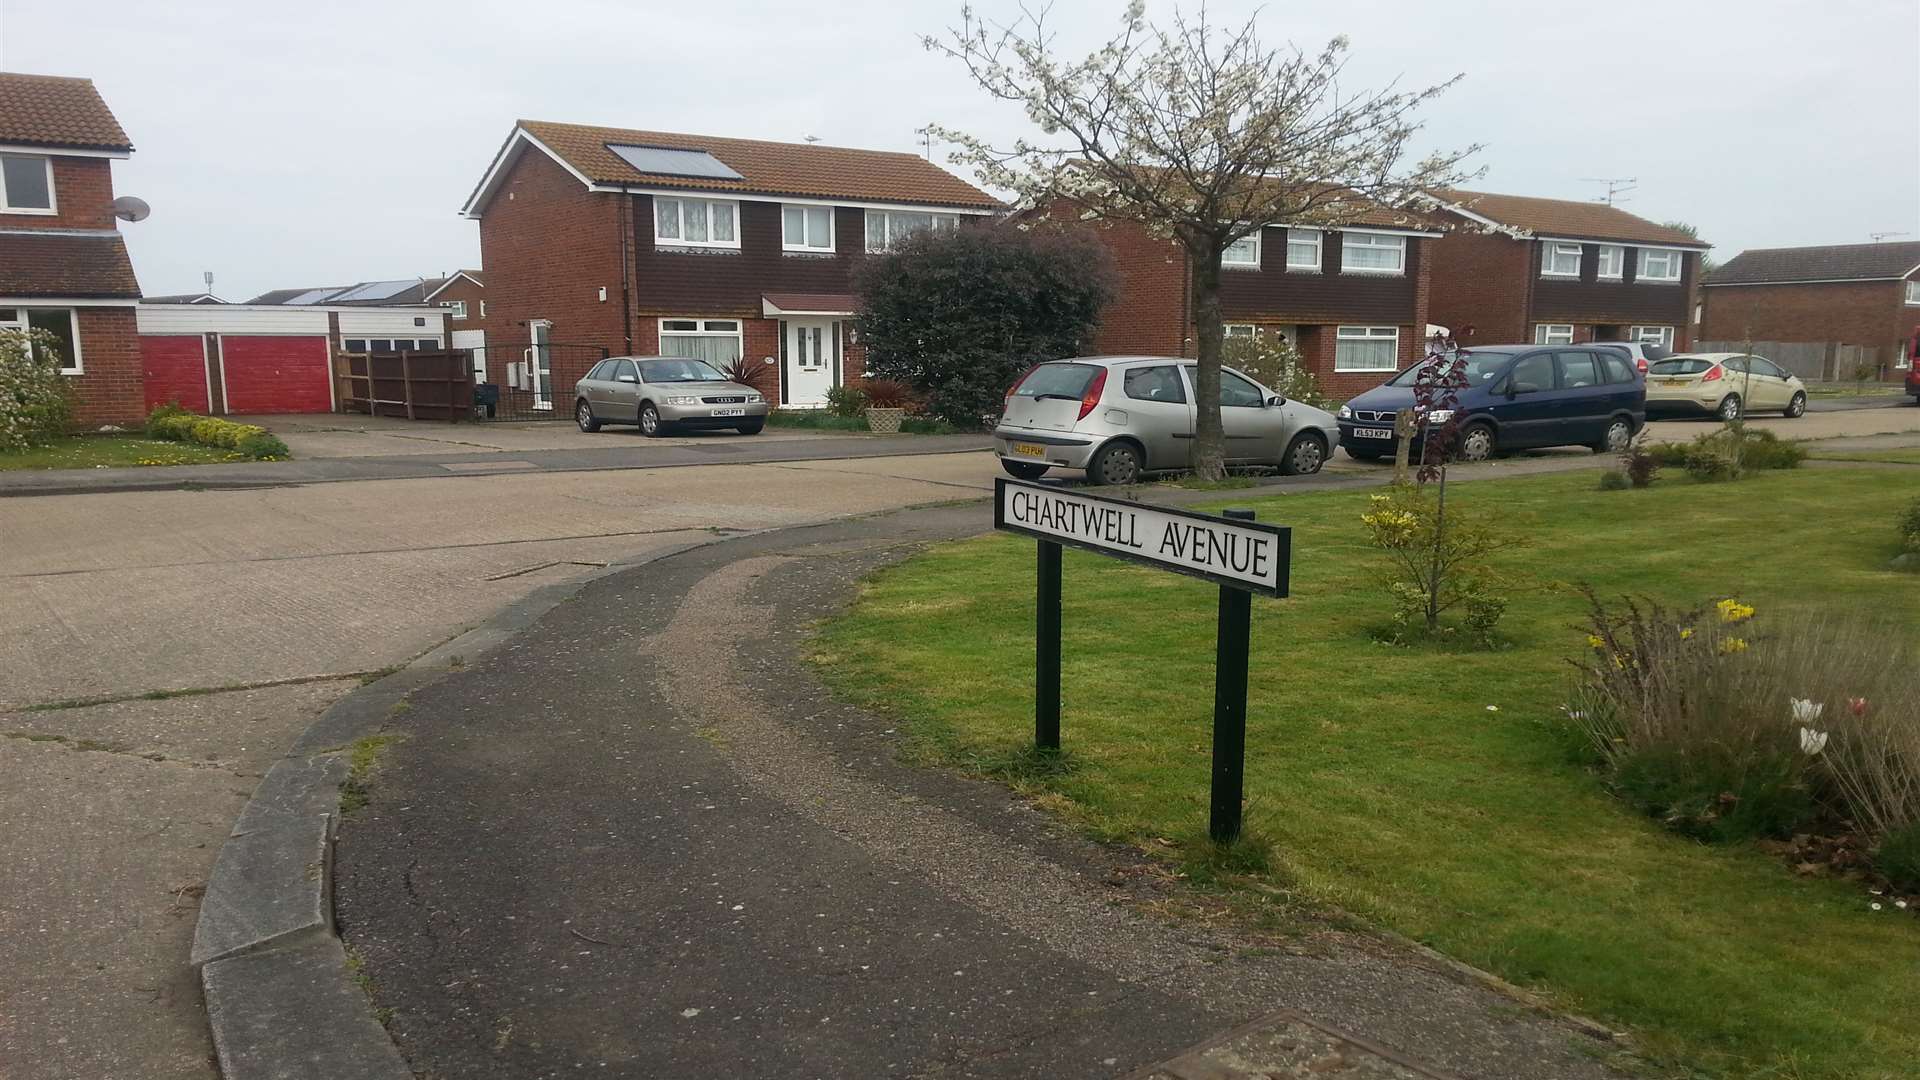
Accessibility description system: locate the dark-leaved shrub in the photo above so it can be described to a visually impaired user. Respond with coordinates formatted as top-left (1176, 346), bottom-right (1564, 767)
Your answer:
top-left (1877, 821), bottom-right (1920, 893)
top-left (1614, 744), bottom-right (1818, 843)
top-left (1598, 469), bottom-right (1632, 491)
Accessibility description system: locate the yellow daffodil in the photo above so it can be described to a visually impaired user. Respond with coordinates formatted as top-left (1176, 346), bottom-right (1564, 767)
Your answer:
top-left (1717, 636), bottom-right (1749, 655)
top-left (1715, 599), bottom-right (1755, 624)
top-left (1679, 627), bottom-right (1694, 640)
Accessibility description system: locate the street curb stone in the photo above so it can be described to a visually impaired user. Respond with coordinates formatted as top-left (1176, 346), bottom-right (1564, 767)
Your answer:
top-left (202, 936), bottom-right (411, 1080)
top-left (190, 815), bottom-right (333, 967)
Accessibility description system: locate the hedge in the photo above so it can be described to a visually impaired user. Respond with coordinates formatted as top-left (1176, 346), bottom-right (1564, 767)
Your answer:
top-left (144, 404), bottom-right (290, 460)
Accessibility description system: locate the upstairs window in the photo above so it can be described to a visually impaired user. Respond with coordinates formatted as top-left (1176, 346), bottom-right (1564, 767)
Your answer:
top-left (0, 153), bottom-right (53, 213)
top-left (1542, 242), bottom-right (1582, 277)
top-left (1904, 280), bottom-right (1919, 305)
top-left (782, 205), bottom-right (835, 252)
top-left (442, 300), bottom-right (467, 319)
top-left (1342, 232), bottom-right (1405, 275)
top-left (864, 210), bottom-right (959, 252)
top-left (654, 196), bottom-right (739, 249)
top-left (1222, 230), bottom-right (1261, 268)
top-left (1638, 247), bottom-right (1683, 282)
top-left (1596, 244), bottom-right (1624, 279)
top-left (1285, 228), bottom-right (1322, 271)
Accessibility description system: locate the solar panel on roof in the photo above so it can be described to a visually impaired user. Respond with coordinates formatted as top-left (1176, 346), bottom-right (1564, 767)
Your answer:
top-left (283, 288), bottom-right (342, 305)
top-left (607, 144), bottom-right (744, 181)
top-left (331, 279), bottom-right (418, 303)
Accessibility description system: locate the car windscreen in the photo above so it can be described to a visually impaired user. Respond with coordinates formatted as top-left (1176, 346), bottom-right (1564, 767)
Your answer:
top-left (639, 358), bottom-right (728, 383)
top-left (1650, 358), bottom-right (1714, 375)
top-left (1386, 351), bottom-right (1513, 387)
top-left (1013, 363), bottom-right (1101, 400)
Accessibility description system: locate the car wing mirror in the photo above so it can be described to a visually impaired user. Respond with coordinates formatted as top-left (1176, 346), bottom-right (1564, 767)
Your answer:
top-left (1266, 394), bottom-right (1286, 407)
top-left (617, 374), bottom-right (639, 383)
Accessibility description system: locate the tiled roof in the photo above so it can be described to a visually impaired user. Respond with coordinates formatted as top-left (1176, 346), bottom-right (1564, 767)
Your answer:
top-left (0, 72), bottom-right (132, 152)
top-left (0, 232), bottom-right (140, 297)
top-left (1433, 189), bottom-right (1706, 247)
top-left (1705, 241), bottom-right (1920, 285)
top-left (509, 121), bottom-right (1001, 210)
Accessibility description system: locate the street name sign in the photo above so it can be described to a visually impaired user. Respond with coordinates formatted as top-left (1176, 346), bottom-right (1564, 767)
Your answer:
top-left (992, 477), bottom-right (1293, 842)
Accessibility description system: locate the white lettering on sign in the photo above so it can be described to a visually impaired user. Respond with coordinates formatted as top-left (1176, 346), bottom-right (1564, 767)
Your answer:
top-left (996, 479), bottom-right (1288, 595)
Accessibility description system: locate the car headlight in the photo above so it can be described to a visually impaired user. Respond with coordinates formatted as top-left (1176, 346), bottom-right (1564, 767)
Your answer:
top-left (1425, 409), bottom-right (1454, 424)
top-left (746, 393), bottom-right (764, 403)
top-left (664, 396), bottom-right (699, 405)
top-left (1337, 405), bottom-right (1352, 419)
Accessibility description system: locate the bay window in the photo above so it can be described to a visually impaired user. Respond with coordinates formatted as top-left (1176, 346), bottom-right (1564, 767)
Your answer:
top-left (1222, 230), bottom-right (1261, 268)
top-left (782, 204), bottom-right (835, 252)
top-left (1542, 242), bottom-right (1582, 277)
top-left (1341, 232), bottom-right (1405, 275)
top-left (654, 196), bottom-right (739, 249)
top-left (1285, 228), bottom-right (1322, 271)
top-left (1334, 325), bottom-right (1400, 372)
top-left (0, 307), bottom-right (80, 372)
top-left (1596, 244), bottom-right (1624, 279)
top-left (1637, 247), bottom-right (1683, 282)
top-left (864, 209), bottom-right (959, 252)
top-left (0, 153), bottom-right (54, 213)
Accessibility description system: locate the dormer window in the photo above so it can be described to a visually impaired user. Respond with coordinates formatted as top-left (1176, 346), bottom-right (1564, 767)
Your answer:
top-left (0, 153), bottom-right (54, 213)
top-left (1542, 242), bottom-right (1582, 278)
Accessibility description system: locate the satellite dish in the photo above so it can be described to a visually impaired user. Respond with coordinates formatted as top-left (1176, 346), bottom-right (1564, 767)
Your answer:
top-left (112, 195), bottom-right (151, 223)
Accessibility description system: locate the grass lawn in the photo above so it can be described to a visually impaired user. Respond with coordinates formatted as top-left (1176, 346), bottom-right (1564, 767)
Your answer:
top-left (0, 435), bottom-right (241, 471)
top-left (1804, 384), bottom-right (1906, 398)
top-left (766, 409), bottom-right (958, 434)
top-left (1809, 448), bottom-right (1920, 465)
top-left (816, 466), bottom-right (1920, 1080)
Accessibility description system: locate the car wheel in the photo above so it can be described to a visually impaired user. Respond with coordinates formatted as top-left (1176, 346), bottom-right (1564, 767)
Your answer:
top-left (1784, 392), bottom-right (1807, 418)
top-left (1456, 423), bottom-right (1496, 463)
top-left (1086, 441), bottom-right (1143, 486)
top-left (1001, 459), bottom-right (1050, 480)
top-left (1592, 417), bottom-right (1634, 454)
top-left (1279, 432), bottom-right (1327, 475)
top-left (736, 420), bottom-right (765, 435)
top-left (575, 400), bottom-right (601, 433)
top-left (639, 402), bottom-right (666, 437)
top-left (1716, 394), bottom-right (1743, 422)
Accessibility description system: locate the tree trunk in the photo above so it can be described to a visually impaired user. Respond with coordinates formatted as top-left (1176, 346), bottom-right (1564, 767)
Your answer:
top-left (1190, 253), bottom-right (1226, 482)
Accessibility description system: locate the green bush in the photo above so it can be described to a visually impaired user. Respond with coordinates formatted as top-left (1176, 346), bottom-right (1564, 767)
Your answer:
top-left (1878, 821), bottom-right (1920, 893)
top-left (1647, 441), bottom-right (1691, 468)
top-left (1614, 744), bottom-right (1818, 843)
top-left (143, 402), bottom-right (191, 437)
top-left (0, 327), bottom-right (74, 451)
top-left (1620, 434), bottom-right (1661, 487)
top-left (824, 385), bottom-right (868, 418)
top-left (1598, 469), bottom-right (1632, 491)
top-left (1897, 498), bottom-right (1920, 553)
top-left (235, 432), bottom-right (290, 460)
top-left (1675, 424), bottom-right (1804, 482)
top-left (1738, 428), bottom-right (1807, 470)
top-left (144, 405), bottom-right (285, 459)
top-left (1684, 443), bottom-right (1742, 482)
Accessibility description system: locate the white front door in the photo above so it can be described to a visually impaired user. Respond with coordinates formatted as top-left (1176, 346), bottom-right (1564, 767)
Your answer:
top-left (530, 320), bottom-right (553, 408)
top-left (783, 318), bottom-right (837, 407)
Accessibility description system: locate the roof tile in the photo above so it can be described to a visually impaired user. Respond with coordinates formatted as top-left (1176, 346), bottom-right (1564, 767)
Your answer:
top-left (1435, 189), bottom-right (1705, 248)
top-left (1704, 241), bottom-right (1920, 285)
top-left (0, 232), bottom-right (140, 297)
top-left (0, 72), bottom-right (132, 152)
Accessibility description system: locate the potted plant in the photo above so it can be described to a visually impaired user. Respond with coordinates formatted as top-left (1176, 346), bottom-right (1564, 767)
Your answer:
top-left (861, 378), bottom-right (915, 433)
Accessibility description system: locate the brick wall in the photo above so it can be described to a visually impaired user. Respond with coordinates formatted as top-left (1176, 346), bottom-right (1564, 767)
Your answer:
top-left (1427, 226), bottom-right (1532, 346)
top-left (432, 276), bottom-right (487, 339)
top-left (1700, 279), bottom-right (1917, 351)
top-left (0, 155), bottom-right (116, 231)
top-left (1283, 322), bottom-right (1421, 401)
top-left (1084, 218), bottom-right (1188, 356)
top-left (67, 305), bottom-right (143, 424)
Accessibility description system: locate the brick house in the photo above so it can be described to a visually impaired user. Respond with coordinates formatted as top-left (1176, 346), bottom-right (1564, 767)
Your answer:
top-left (460, 121), bottom-right (1001, 409)
top-left (1700, 242), bottom-right (1920, 373)
top-left (1072, 201), bottom-right (1445, 400)
top-left (1424, 190), bottom-right (1708, 352)
top-left (424, 271), bottom-right (488, 380)
top-left (0, 72), bottom-right (144, 425)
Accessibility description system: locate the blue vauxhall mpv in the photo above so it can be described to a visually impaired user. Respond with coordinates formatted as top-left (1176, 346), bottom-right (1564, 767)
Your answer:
top-left (1335, 344), bottom-right (1645, 462)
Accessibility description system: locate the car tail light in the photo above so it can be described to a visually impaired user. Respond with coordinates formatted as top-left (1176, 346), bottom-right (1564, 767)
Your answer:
top-left (1702, 365), bottom-right (1723, 382)
top-left (1077, 368), bottom-right (1108, 421)
top-left (1004, 364), bottom-right (1041, 407)
top-left (1636, 357), bottom-right (1648, 374)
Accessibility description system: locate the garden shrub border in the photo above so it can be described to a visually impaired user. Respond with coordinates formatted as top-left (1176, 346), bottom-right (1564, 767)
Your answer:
top-left (145, 404), bottom-right (290, 460)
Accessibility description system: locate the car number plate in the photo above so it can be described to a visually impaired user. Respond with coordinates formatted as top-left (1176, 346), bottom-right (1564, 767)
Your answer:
top-left (1352, 427), bottom-right (1393, 440)
top-left (1011, 442), bottom-right (1047, 458)
top-left (710, 408), bottom-right (746, 417)
top-left (1658, 378), bottom-right (1687, 386)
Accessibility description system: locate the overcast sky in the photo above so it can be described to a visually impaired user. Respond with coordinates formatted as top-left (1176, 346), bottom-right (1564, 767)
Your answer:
top-left (3, 0), bottom-right (1915, 300)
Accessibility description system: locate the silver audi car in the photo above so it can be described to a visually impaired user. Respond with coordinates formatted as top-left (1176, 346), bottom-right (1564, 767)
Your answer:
top-left (994, 356), bottom-right (1340, 484)
top-left (574, 356), bottom-right (769, 436)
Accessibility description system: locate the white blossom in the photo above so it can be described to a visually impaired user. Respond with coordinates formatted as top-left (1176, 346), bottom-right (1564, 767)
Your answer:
top-left (1790, 698), bottom-right (1824, 725)
top-left (1798, 727), bottom-right (1829, 756)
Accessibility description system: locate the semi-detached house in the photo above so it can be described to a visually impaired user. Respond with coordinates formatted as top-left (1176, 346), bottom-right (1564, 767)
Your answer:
top-left (1423, 190), bottom-right (1708, 352)
top-left (460, 122), bottom-right (1001, 409)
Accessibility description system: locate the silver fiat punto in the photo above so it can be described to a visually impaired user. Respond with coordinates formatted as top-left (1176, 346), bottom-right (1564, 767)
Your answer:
top-left (574, 356), bottom-right (769, 436)
top-left (994, 356), bottom-right (1340, 484)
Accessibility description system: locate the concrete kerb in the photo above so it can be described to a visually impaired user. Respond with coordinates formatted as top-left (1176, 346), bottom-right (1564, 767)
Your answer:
top-left (188, 532), bottom-right (736, 1080)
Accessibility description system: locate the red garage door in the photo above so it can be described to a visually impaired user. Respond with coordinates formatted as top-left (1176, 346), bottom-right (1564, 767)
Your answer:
top-left (220, 335), bottom-right (332, 414)
top-left (141, 335), bottom-right (210, 413)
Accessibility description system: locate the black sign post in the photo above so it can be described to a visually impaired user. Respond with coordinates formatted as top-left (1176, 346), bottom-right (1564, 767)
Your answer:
top-left (994, 479), bottom-right (1290, 843)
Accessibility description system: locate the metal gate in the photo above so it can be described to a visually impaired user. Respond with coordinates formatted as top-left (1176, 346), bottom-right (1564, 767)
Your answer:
top-left (478, 342), bottom-right (610, 420)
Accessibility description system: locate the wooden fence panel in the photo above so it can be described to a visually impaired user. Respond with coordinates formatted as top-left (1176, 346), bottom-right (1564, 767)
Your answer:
top-left (336, 349), bottom-right (475, 420)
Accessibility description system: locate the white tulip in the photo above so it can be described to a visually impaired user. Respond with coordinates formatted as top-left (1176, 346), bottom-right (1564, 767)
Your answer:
top-left (1798, 727), bottom-right (1829, 756)
top-left (1790, 698), bottom-right (1824, 725)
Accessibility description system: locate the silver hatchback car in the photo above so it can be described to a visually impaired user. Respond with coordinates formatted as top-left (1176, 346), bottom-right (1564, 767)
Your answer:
top-left (994, 356), bottom-right (1341, 484)
top-left (574, 356), bottom-right (769, 436)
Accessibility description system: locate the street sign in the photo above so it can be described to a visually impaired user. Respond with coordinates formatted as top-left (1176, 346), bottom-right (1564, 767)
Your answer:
top-left (993, 479), bottom-right (1291, 597)
top-left (992, 478), bottom-right (1292, 842)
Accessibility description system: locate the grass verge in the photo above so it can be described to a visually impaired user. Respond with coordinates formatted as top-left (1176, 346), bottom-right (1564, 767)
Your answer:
top-left (0, 435), bottom-right (239, 471)
top-left (1809, 447), bottom-right (1920, 465)
top-left (338, 733), bottom-right (404, 814)
top-left (814, 467), bottom-right (1920, 1080)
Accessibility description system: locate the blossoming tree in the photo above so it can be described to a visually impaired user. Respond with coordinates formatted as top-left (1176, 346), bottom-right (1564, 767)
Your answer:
top-left (925, 0), bottom-right (1478, 479)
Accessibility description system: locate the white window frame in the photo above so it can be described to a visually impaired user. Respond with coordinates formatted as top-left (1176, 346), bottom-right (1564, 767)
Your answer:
top-left (658, 317), bottom-right (745, 360)
top-left (1596, 244), bottom-right (1624, 280)
top-left (1534, 323), bottom-right (1575, 345)
top-left (1333, 325), bottom-right (1400, 372)
top-left (1341, 232), bottom-right (1406, 276)
top-left (653, 196), bottom-right (741, 250)
top-left (1222, 229), bottom-right (1262, 269)
top-left (1629, 325), bottom-right (1675, 348)
top-left (0, 153), bottom-right (56, 215)
top-left (1285, 228), bottom-right (1322, 272)
top-left (1224, 324), bottom-right (1259, 340)
top-left (1637, 247), bottom-right (1683, 283)
top-left (863, 209), bottom-right (960, 253)
top-left (781, 203), bottom-right (836, 253)
top-left (479, 300), bottom-right (487, 318)
top-left (1542, 242), bottom-right (1583, 278)
top-left (1904, 280), bottom-right (1920, 305)
top-left (0, 306), bottom-right (82, 373)
top-left (442, 300), bottom-right (467, 319)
